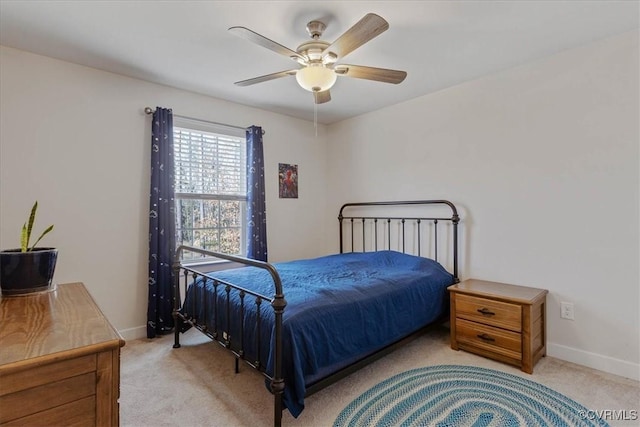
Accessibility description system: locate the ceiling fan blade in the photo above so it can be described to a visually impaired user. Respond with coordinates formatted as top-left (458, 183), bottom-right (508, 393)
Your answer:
top-left (322, 13), bottom-right (389, 60)
top-left (234, 70), bottom-right (298, 87)
top-left (314, 90), bottom-right (331, 104)
top-left (229, 26), bottom-right (307, 63)
top-left (334, 64), bottom-right (407, 84)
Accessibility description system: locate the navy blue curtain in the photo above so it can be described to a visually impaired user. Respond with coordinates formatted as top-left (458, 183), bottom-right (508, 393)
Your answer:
top-left (147, 107), bottom-right (176, 338)
top-left (246, 126), bottom-right (267, 261)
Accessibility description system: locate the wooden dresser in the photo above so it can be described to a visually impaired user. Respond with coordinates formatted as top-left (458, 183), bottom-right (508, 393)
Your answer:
top-left (449, 279), bottom-right (547, 374)
top-left (0, 282), bottom-right (125, 426)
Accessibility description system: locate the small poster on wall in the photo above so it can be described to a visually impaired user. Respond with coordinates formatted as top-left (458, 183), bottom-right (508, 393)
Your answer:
top-left (278, 163), bottom-right (298, 199)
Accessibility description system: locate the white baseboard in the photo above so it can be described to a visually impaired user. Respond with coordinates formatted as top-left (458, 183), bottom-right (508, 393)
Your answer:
top-left (118, 325), bottom-right (147, 341)
top-left (547, 342), bottom-right (640, 381)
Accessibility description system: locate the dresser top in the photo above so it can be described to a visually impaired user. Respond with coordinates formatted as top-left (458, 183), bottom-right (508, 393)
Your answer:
top-left (0, 282), bottom-right (124, 367)
top-left (448, 278), bottom-right (548, 304)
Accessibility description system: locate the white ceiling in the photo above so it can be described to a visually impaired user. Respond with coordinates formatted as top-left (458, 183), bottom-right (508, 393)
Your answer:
top-left (1, 1), bottom-right (638, 124)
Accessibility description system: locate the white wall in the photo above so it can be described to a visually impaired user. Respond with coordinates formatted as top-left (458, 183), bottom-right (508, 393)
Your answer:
top-left (0, 46), bottom-right (328, 340)
top-left (326, 31), bottom-right (639, 380)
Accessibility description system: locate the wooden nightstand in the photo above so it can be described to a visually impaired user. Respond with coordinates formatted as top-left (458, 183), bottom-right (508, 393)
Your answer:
top-left (449, 279), bottom-right (548, 374)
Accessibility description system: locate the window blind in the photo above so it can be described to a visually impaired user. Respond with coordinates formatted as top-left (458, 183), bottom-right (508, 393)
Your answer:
top-left (174, 127), bottom-right (246, 199)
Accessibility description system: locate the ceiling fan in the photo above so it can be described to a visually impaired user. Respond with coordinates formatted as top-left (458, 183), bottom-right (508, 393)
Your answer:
top-left (229, 13), bottom-right (407, 104)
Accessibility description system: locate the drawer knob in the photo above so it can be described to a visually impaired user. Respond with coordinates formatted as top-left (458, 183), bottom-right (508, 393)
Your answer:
top-left (477, 333), bottom-right (496, 342)
top-left (477, 307), bottom-right (496, 316)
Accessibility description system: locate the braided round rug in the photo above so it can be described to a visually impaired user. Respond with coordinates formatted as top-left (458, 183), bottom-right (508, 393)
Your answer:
top-left (333, 365), bottom-right (609, 427)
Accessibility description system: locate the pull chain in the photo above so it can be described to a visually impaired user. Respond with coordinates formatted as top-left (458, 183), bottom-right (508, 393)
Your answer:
top-left (313, 90), bottom-right (318, 137)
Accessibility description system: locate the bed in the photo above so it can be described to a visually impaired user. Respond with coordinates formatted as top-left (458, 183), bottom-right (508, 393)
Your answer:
top-left (171, 200), bottom-right (460, 426)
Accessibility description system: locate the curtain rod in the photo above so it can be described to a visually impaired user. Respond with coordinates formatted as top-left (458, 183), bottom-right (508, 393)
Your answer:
top-left (144, 107), bottom-right (264, 135)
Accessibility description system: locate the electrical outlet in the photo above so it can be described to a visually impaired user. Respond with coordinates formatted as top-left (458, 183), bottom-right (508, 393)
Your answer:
top-left (560, 302), bottom-right (574, 320)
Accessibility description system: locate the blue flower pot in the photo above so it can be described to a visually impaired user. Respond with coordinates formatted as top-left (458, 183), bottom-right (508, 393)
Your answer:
top-left (0, 248), bottom-right (58, 296)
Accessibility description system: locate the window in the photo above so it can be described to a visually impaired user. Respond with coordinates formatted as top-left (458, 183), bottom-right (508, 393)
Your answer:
top-left (173, 117), bottom-right (247, 260)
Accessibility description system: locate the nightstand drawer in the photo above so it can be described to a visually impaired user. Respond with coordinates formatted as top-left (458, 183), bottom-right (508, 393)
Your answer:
top-left (456, 294), bottom-right (521, 332)
top-left (456, 318), bottom-right (522, 360)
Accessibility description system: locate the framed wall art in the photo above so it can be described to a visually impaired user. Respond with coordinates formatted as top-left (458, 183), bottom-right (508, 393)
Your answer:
top-left (278, 163), bottom-right (298, 199)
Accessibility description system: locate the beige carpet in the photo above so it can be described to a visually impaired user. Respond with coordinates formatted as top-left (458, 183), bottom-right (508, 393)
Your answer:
top-left (120, 326), bottom-right (639, 427)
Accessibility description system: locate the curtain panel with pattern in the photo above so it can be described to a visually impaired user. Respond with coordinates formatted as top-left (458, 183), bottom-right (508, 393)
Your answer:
top-left (246, 126), bottom-right (267, 261)
top-left (147, 107), bottom-right (176, 338)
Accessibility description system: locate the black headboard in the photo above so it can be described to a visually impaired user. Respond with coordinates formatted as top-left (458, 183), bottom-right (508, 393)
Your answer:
top-left (338, 200), bottom-right (460, 282)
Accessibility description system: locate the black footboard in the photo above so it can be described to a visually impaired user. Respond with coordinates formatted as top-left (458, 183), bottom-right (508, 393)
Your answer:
top-left (172, 246), bottom-right (286, 427)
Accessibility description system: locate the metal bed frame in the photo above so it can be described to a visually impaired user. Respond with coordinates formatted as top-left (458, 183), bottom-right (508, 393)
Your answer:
top-left (171, 200), bottom-right (460, 427)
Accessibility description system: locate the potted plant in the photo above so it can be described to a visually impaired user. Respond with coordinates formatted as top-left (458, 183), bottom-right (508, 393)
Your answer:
top-left (0, 201), bottom-right (57, 296)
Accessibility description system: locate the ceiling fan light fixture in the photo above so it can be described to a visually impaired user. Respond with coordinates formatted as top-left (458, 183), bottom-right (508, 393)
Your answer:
top-left (231, 14), bottom-right (406, 103)
top-left (296, 65), bottom-right (336, 92)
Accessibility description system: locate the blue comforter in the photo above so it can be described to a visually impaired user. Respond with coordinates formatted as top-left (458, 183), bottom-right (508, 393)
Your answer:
top-left (182, 250), bottom-right (454, 417)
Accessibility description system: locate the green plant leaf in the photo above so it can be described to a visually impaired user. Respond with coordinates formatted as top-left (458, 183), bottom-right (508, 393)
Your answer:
top-left (30, 224), bottom-right (54, 251)
top-left (20, 223), bottom-right (28, 252)
top-left (24, 201), bottom-right (38, 250)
